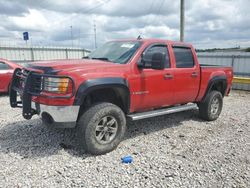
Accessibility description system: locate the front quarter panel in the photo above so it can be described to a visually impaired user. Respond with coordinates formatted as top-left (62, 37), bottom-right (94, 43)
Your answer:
top-left (73, 77), bottom-right (130, 112)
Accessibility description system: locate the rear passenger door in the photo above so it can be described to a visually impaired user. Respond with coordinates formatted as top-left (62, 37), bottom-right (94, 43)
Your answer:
top-left (172, 46), bottom-right (200, 104)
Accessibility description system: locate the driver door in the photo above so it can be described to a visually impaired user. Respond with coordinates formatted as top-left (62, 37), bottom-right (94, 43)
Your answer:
top-left (131, 44), bottom-right (175, 112)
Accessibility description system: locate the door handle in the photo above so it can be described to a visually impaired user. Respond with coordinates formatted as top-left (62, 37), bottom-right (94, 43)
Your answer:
top-left (191, 72), bottom-right (198, 78)
top-left (164, 73), bottom-right (173, 80)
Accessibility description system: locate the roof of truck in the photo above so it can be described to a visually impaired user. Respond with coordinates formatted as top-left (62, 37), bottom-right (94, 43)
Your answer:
top-left (111, 38), bottom-right (193, 47)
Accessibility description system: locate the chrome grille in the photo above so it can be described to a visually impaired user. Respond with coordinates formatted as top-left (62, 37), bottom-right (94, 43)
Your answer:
top-left (16, 69), bottom-right (42, 94)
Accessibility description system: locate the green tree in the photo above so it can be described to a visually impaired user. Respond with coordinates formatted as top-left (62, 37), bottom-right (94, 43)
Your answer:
top-left (245, 47), bottom-right (250, 52)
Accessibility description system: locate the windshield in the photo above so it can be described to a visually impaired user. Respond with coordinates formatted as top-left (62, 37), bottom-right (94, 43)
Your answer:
top-left (88, 41), bottom-right (141, 64)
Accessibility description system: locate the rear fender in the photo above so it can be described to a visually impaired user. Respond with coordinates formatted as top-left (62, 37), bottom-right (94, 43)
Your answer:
top-left (201, 75), bottom-right (227, 102)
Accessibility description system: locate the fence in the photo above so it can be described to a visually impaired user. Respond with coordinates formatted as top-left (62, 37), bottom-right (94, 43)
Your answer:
top-left (0, 46), bottom-right (90, 64)
top-left (197, 52), bottom-right (250, 91)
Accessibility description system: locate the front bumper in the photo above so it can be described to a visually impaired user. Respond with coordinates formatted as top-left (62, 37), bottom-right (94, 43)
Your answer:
top-left (31, 102), bottom-right (79, 128)
top-left (9, 68), bottom-right (79, 128)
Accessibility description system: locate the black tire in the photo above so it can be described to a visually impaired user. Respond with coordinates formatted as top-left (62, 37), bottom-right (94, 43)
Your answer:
top-left (199, 91), bottom-right (223, 121)
top-left (77, 102), bottom-right (126, 155)
top-left (8, 84), bottom-right (11, 95)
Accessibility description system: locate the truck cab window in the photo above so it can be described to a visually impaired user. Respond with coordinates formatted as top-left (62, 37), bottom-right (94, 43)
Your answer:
top-left (0, 62), bottom-right (10, 70)
top-left (143, 45), bottom-right (170, 68)
top-left (173, 47), bottom-right (194, 68)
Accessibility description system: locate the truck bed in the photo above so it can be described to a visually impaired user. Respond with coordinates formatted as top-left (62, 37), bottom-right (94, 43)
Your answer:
top-left (195, 64), bottom-right (233, 101)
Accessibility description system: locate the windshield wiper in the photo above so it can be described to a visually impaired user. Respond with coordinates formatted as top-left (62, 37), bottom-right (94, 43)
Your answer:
top-left (91, 57), bottom-right (111, 62)
top-left (82, 56), bottom-right (89, 59)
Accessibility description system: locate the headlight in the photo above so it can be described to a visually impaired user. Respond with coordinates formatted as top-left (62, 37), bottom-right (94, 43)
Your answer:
top-left (43, 77), bottom-right (70, 93)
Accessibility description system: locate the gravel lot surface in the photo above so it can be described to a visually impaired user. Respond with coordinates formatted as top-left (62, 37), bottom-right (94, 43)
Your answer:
top-left (0, 91), bottom-right (249, 187)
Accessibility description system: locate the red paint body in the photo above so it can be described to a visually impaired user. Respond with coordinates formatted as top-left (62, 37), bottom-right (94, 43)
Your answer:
top-left (0, 58), bottom-right (21, 93)
top-left (23, 39), bottom-right (233, 113)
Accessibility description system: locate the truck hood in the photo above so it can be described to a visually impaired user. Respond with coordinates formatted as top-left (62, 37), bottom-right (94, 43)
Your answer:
top-left (25, 59), bottom-right (126, 75)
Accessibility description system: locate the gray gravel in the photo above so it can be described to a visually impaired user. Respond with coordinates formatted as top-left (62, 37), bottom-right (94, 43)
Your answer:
top-left (0, 90), bottom-right (249, 187)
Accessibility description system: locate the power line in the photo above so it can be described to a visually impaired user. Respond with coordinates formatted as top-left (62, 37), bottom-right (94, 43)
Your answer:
top-left (80, 0), bottom-right (111, 14)
top-left (139, 0), bottom-right (155, 37)
top-left (64, 0), bottom-right (111, 48)
top-left (156, 0), bottom-right (166, 15)
top-left (147, 0), bottom-right (155, 15)
top-left (142, 0), bottom-right (166, 31)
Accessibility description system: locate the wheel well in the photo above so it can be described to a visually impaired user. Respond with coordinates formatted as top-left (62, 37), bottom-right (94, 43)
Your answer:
top-left (210, 80), bottom-right (227, 97)
top-left (78, 87), bottom-right (129, 120)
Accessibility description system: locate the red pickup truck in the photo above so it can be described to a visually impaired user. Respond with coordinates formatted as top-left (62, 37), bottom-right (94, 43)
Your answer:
top-left (10, 39), bottom-right (233, 154)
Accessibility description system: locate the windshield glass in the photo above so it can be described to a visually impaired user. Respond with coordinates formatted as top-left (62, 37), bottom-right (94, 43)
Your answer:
top-left (88, 41), bottom-right (141, 64)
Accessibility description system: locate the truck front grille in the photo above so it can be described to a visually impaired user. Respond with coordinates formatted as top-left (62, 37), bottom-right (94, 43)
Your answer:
top-left (16, 69), bottom-right (43, 95)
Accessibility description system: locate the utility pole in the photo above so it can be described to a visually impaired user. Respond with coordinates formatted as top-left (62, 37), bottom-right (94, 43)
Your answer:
top-left (180, 0), bottom-right (185, 42)
top-left (94, 20), bottom-right (97, 49)
top-left (70, 25), bottom-right (73, 48)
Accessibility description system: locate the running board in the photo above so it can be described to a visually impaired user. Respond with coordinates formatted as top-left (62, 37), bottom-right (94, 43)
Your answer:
top-left (127, 103), bottom-right (198, 121)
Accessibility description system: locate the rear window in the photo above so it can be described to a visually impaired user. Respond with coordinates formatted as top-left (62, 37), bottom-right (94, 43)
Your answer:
top-left (173, 47), bottom-right (194, 68)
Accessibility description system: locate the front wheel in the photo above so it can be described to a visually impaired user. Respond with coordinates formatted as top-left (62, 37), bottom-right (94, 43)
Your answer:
top-left (77, 102), bottom-right (126, 155)
top-left (199, 91), bottom-right (223, 121)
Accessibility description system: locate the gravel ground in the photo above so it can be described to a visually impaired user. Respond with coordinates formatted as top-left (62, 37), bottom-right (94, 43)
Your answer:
top-left (0, 90), bottom-right (249, 187)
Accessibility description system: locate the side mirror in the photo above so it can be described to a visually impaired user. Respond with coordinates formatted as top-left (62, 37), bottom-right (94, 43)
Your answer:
top-left (151, 52), bottom-right (165, 70)
top-left (138, 52), bottom-right (165, 70)
top-left (137, 58), bottom-right (144, 69)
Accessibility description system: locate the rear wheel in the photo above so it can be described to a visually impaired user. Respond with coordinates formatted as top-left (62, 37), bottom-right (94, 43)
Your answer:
top-left (77, 102), bottom-right (126, 155)
top-left (199, 91), bottom-right (223, 121)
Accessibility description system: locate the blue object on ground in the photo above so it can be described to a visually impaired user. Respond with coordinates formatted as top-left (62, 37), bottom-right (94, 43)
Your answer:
top-left (121, 155), bottom-right (133, 164)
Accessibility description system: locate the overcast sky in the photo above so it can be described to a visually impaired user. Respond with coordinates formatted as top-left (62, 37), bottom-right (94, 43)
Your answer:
top-left (0, 0), bottom-right (249, 49)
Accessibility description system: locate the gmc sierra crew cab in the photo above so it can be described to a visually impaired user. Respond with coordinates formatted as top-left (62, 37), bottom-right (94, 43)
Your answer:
top-left (9, 39), bottom-right (233, 154)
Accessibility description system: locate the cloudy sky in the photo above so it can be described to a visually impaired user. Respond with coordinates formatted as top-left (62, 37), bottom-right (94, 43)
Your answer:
top-left (0, 0), bottom-right (249, 49)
